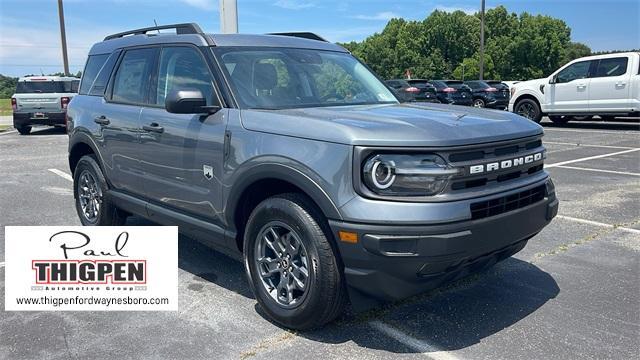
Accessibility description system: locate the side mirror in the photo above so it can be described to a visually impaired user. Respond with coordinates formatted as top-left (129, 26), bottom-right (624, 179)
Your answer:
top-left (165, 89), bottom-right (219, 114)
top-left (549, 75), bottom-right (557, 84)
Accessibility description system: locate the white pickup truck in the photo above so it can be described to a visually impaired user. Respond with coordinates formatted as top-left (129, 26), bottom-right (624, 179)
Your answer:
top-left (509, 52), bottom-right (640, 124)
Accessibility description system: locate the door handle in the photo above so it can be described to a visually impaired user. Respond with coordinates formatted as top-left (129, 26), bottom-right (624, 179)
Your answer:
top-left (142, 123), bottom-right (164, 133)
top-left (94, 115), bottom-right (110, 125)
top-left (615, 82), bottom-right (626, 87)
top-left (576, 84), bottom-right (587, 88)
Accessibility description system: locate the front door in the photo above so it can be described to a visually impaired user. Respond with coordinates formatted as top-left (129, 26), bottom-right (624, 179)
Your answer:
top-left (546, 59), bottom-right (592, 112)
top-left (138, 45), bottom-right (227, 225)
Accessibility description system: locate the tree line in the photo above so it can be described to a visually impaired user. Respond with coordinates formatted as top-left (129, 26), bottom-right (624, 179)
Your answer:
top-left (339, 6), bottom-right (633, 81)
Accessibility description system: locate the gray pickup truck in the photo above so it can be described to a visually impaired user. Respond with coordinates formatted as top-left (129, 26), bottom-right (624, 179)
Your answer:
top-left (12, 76), bottom-right (79, 134)
top-left (67, 23), bottom-right (558, 329)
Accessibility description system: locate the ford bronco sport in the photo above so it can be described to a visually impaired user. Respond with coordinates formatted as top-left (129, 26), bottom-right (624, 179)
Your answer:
top-left (12, 75), bottom-right (79, 135)
top-left (67, 23), bottom-right (558, 329)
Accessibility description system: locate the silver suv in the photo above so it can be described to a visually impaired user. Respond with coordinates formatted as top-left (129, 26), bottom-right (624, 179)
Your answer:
top-left (67, 23), bottom-right (558, 329)
top-left (12, 75), bottom-right (79, 134)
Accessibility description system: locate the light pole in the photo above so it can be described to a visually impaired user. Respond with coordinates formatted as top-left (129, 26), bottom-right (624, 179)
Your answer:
top-left (219, 0), bottom-right (238, 34)
top-left (479, 0), bottom-right (485, 80)
top-left (57, 0), bottom-right (70, 75)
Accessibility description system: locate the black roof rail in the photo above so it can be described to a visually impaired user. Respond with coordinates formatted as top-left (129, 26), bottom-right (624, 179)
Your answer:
top-left (268, 32), bottom-right (328, 42)
top-left (104, 23), bottom-right (205, 41)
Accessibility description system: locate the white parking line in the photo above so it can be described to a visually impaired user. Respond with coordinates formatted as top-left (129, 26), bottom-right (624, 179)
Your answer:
top-left (543, 127), bottom-right (639, 135)
top-left (48, 168), bottom-right (73, 182)
top-left (557, 215), bottom-right (640, 235)
top-left (0, 262), bottom-right (5, 268)
top-left (553, 165), bottom-right (640, 177)
top-left (369, 320), bottom-right (461, 360)
top-left (544, 141), bottom-right (638, 150)
top-left (0, 130), bottom-right (17, 136)
top-left (545, 148), bottom-right (640, 168)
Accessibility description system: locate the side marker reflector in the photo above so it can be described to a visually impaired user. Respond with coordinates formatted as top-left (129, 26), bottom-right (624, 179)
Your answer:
top-left (339, 231), bottom-right (358, 243)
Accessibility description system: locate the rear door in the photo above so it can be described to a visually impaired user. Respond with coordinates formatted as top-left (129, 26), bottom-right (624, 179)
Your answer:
top-left (138, 45), bottom-right (227, 225)
top-left (99, 47), bottom-right (158, 196)
top-left (588, 56), bottom-right (632, 112)
top-left (546, 60), bottom-right (592, 112)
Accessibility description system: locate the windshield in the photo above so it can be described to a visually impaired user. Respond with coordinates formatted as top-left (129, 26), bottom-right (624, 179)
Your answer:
top-left (15, 80), bottom-right (78, 94)
top-left (214, 47), bottom-right (398, 109)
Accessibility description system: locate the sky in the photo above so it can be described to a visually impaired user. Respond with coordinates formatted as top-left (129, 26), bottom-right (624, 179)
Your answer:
top-left (0, 0), bottom-right (638, 77)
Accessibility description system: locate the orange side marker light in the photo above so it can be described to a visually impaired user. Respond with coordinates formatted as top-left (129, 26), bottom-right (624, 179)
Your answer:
top-left (339, 231), bottom-right (358, 244)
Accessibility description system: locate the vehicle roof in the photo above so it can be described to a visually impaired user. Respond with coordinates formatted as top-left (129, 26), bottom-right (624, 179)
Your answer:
top-left (568, 52), bottom-right (639, 62)
top-left (18, 75), bottom-right (79, 82)
top-left (89, 32), bottom-right (347, 55)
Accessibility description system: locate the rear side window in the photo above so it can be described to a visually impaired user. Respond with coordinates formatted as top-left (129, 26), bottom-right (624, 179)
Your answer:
top-left (79, 54), bottom-right (108, 95)
top-left (88, 51), bottom-right (120, 96)
top-left (111, 48), bottom-right (157, 104)
top-left (594, 57), bottom-right (628, 77)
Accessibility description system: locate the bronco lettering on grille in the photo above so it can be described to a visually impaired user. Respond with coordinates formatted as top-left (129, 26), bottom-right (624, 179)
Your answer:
top-left (469, 152), bottom-right (543, 175)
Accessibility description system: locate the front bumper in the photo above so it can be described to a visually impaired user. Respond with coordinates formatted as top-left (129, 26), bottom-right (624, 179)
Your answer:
top-left (13, 111), bottom-right (66, 127)
top-left (329, 179), bottom-right (558, 307)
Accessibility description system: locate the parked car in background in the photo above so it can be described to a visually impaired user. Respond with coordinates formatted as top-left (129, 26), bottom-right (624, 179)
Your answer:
top-left (11, 76), bottom-right (80, 135)
top-left (501, 80), bottom-right (520, 89)
top-left (428, 80), bottom-right (473, 106)
top-left (465, 80), bottom-right (510, 109)
top-left (405, 79), bottom-right (439, 102)
top-left (509, 52), bottom-right (640, 124)
top-left (385, 79), bottom-right (438, 103)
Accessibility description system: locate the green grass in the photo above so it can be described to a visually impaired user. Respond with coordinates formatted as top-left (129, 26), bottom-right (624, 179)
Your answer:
top-left (0, 124), bottom-right (12, 132)
top-left (0, 98), bottom-right (11, 116)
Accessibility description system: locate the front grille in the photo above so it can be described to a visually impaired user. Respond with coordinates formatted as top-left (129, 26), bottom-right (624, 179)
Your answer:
top-left (446, 136), bottom-right (546, 192)
top-left (470, 185), bottom-right (546, 220)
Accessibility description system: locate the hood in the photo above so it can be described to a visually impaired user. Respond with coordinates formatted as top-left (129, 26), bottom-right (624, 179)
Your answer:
top-left (240, 103), bottom-right (542, 147)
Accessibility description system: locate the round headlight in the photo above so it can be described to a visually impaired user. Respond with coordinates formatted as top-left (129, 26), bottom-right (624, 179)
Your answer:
top-left (371, 159), bottom-right (396, 189)
top-left (363, 156), bottom-right (396, 190)
top-left (362, 153), bottom-right (459, 196)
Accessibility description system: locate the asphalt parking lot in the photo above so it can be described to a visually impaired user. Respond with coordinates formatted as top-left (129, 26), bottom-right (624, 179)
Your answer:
top-left (0, 117), bottom-right (638, 359)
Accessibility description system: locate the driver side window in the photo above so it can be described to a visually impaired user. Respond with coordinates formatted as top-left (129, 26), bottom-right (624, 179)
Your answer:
top-left (556, 61), bottom-right (592, 83)
top-left (155, 46), bottom-right (214, 106)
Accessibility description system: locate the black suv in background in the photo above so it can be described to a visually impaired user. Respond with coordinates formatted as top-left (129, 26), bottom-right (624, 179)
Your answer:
top-left (385, 79), bottom-right (438, 103)
top-left (465, 80), bottom-right (510, 109)
top-left (428, 80), bottom-right (473, 106)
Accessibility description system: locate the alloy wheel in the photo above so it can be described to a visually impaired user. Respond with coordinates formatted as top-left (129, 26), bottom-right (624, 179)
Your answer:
top-left (517, 103), bottom-right (535, 119)
top-left (254, 221), bottom-right (310, 308)
top-left (78, 170), bottom-right (102, 223)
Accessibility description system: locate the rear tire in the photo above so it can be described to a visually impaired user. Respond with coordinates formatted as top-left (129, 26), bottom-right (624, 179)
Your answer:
top-left (514, 99), bottom-right (542, 123)
top-left (73, 155), bottom-right (127, 226)
top-left (244, 193), bottom-right (347, 330)
top-left (16, 125), bottom-right (31, 135)
top-left (473, 98), bottom-right (486, 108)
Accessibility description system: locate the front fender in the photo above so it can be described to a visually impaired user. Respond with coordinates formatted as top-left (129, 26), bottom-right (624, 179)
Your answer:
top-left (224, 160), bottom-right (344, 230)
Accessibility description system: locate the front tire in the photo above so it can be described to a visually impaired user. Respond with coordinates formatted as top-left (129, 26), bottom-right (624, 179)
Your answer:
top-left (514, 99), bottom-right (542, 123)
top-left (73, 155), bottom-right (127, 226)
top-left (16, 125), bottom-right (31, 135)
top-left (244, 193), bottom-right (347, 330)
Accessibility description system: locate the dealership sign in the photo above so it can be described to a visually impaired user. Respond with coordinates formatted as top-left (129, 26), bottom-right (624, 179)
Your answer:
top-left (5, 226), bottom-right (178, 311)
